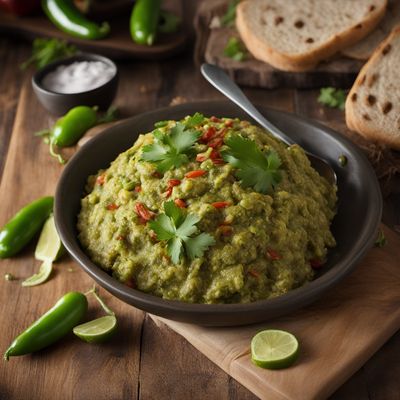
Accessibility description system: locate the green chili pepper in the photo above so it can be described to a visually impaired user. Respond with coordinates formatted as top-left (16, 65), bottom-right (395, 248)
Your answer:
top-left (130, 0), bottom-right (161, 46)
top-left (0, 196), bottom-right (54, 259)
top-left (4, 292), bottom-right (88, 360)
top-left (42, 0), bottom-right (110, 40)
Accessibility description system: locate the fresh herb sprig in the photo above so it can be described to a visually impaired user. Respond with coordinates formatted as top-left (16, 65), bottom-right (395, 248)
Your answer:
top-left (149, 201), bottom-right (215, 264)
top-left (317, 87), bottom-right (346, 110)
top-left (222, 135), bottom-right (282, 194)
top-left (224, 37), bottom-right (248, 61)
top-left (141, 122), bottom-right (201, 173)
top-left (221, 0), bottom-right (240, 27)
top-left (20, 38), bottom-right (77, 70)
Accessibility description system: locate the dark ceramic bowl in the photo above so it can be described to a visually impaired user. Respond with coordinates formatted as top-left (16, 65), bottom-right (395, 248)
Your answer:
top-left (32, 53), bottom-right (118, 115)
top-left (55, 101), bottom-right (382, 326)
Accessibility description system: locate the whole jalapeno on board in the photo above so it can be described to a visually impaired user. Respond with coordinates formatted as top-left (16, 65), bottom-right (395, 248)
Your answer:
top-left (130, 0), bottom-right (161, 46)
top-left (42, 0), bottom-right (110, 40)
top-left (4, 292), bottom-right (88, 360)
top-left (0, 196), bottom-right (54, 259)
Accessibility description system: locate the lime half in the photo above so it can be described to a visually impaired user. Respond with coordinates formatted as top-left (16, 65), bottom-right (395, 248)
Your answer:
top-left (35, 214), bottom-right (64, 262)
top-left (251, 329), bottom-right (299, 370)
top-left (73, 315), bottom-right (117, 343)
top-left (21, 259), bottom-right (53, 287)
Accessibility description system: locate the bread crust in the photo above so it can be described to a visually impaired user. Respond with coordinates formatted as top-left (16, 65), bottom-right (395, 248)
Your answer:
top-left (346, 26), bottom-right (400, 149)
top-left (236, 0), bottom-right (387, 72)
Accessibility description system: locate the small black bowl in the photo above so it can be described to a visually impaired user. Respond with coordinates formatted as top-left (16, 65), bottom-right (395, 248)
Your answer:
top-left (55, 101), bottom-right (382, 326)
top-left (32, 53), bottom-right (119, 115)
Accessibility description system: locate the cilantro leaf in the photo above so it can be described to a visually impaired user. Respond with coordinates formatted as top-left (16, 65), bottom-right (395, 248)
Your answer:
top-left (222, 135), bottom-right (282, 194)
top-left (149, 201), bottom-right (215, 264)
top-left (317, 87), bottom-right (346, 110)
top-left (185, 112), bottom-right (205, 128)
top-left (224, 37), bottom-right (248, 61)
top-left (141, 122), bottom-right (201, 173)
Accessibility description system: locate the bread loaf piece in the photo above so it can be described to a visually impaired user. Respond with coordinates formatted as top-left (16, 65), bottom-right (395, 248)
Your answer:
top-left (236, 0), bottom-right (387, 72)
top-left (346, 26), bottom-right (400, 149)
top-left (342, 0), bottom-right (400, 60)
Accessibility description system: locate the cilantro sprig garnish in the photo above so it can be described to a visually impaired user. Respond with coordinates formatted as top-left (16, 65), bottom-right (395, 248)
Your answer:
top-left (185, 112), bottom-right (205, 128)
top-left (317, 87), bottom-right (346, 110)
top-left (221, 135), bottom-right (282, 194)
top-left (141, 122), bottom-right (201, 173)
top-left (149, 201), bottom-right (215, 264)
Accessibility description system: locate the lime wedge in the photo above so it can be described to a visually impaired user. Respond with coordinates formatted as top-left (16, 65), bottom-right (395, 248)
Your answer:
top-left (21, 259), bottom-right (53, 287)
top-left (251, 329), bottom-right (299, 370)
top-left (35, 214), bottom-right (64, 262)
top-left (73, 315), bottom-right (117, 343)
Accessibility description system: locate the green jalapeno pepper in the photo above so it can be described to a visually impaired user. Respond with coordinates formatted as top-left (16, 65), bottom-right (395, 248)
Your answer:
top-left (42, 0), bottom-right (110, 40)
top-left (4, 292), bottom-right (88, 360)
top-left (130, 0), bottom-right (161, 46)
top-left (0, 196), bottom-right (54, 259)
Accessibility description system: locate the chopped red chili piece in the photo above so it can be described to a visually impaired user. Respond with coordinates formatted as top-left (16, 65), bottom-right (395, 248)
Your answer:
top-left (248, 269), bottom-right (260, 278)
top-left (224, 119), bottom-right (234, 127)
top-left (96, 174), bottom-right (105, 185)
top-left (174, 199), bottom-right (187, 208)
top-left (152, 171), bottom-right (162, 178)
top-left (125, 278), bottom-right (136, 289)
top-left (185, 170), bottom-right (207, 178)
top-left (212, 159), bottom-right (225, 165)
top-left (107, 203), bottom-right (119, 211)
top-left (210, 116), bottom-right (222, 123)
top-left (196, 154), bottom-right (207, 162)
top-left (134, 186), bottom-right (142, 193)
top-left (134, 202), bottom-right (155, 222)
top-left (208, 137), bottom-right (224, 149)
top-left (266, 249), bottom-right (281, 260)
top-left (217, 128), bottom-right (227, 137)
top-left (219, 225), bottom-right (233, 236)
top-left (310, 259), bottom-right (324, 269)
top-left (200, 126), bottom-right (216, 143)
top-left (164, 187), bottom-right (173, 198)
top-left (210, 150), bottom-right (224, 165)
top-left (212, 201), bottom-right (230, 208)
top-left (168, 179), bottom-right (181, 187)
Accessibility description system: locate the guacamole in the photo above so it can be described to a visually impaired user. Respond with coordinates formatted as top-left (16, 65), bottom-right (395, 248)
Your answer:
top-left (77, 115), bottom-right (336, 304)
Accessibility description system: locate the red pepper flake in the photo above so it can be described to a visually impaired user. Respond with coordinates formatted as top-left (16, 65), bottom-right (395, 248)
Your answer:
top-left (200, 126), bottom-right (216, 143)
top-left (212, 201), bottom-right (230, 209)
top-left (168, 179), bottom-right (181, 187)
top-left (217, 128), bottom-right (227, 137)
top-left (125, 278), bottom-right (136, 289)
top-left (196, 154), bottom-right (207, 162)
top-left (134, 186), bottom-right (142, 193)
top-left (210, 150), bottom-right (224, 165)
top-left (107, 203), bottom-right (119, 211)
top-left (96, 174), bottom-right (105, 185)
top-left (248, 269), bottom-right (260, 278)
top-left (149, 230), bottom-right (158, 241)
top-left (164, 187), bottom-right (173, 198)
top-left (185, 170), bottom-right (207, 179)
top-left (219, 225), bottom-right (233, 236)
top-left (224, 119), bottom-right (234, 127)
top-left (117, 235), bottom-right (125, 241)
top-left (208, 137), bottom-right (224, 149)
top-left (310, 259), bottom-right (324, 269)
top-left (152, 171), bottom-right (162, 178)
top-left (210, 116), bottom-right (222, 123)
top-left (134, 202), bottom-right (155, 222)
top-left (174, 199), bottom-right (187, 208)
top-left (266, 249), bottom-right (281, 260)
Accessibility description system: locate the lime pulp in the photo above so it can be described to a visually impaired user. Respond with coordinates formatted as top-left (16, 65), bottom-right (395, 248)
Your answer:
top-left (73, 315), bottom-right (117, 343)
top-left (21, 259), bottom-right (53, 287)
top-left (251, 329), bottom-right (299, 370)
top-left (34, 214), bottom-right (64, 262)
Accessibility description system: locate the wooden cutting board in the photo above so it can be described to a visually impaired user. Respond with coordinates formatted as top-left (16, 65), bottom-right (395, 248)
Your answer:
top-left (0, 0), bottom-right (187, 60)
top-left (1, 80), bottom-right (399, 400)
top-left (195, 0), bottom-right (365, 89)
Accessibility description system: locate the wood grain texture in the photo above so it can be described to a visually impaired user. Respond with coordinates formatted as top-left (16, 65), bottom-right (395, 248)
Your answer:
top-left (195, 0), bottom-right (364, 89)
top-left (0, 0), bottom-right (187, 60)
top-left (152, 225), bottom-right (400, 400)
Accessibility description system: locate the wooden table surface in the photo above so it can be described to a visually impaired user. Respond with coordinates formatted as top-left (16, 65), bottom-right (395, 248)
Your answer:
top-left (1, 9), bottom-right (400, 400)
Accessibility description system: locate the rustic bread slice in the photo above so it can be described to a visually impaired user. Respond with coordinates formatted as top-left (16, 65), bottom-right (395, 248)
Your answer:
top-left (346, 26), bottom-right (400, 149)
top-left (236, 0), bottom-right (387, 72)
top-left (342, 0), bottom-right (400, 60)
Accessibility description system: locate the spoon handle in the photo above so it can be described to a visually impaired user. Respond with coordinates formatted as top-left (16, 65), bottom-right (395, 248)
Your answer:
top-left (200, 63), bottom-right (295, 146)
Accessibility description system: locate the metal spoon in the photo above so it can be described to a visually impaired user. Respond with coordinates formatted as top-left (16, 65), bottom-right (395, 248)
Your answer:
top-left (200, 63), bottom-right (337, 185)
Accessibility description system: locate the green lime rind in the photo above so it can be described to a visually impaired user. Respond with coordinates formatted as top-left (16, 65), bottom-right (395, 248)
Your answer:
top-left (250, 329), bottom-right (299, 370)
top-left (35, 214), bottom-right (65, 262)
top-left (73, 315), bottom-right (117, 344)
top-left (21, 259), bottom-right (53, 287)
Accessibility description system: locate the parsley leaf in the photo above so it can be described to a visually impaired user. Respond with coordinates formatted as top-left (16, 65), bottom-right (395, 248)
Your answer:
top-left (149, 201), bottom-right (215, 264)
top-left (221, 0), bottom-right (240, 27)
top-left (222, 135), bottom-right (282, 194)
top-left (317, 87), bottom-right (346, 110)
top-left (141, 122), bottom-right (201, 173)
top-left (185, 112), bottom-right (205, 128)
top-left (224, 37), bottom-right (248, 61)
